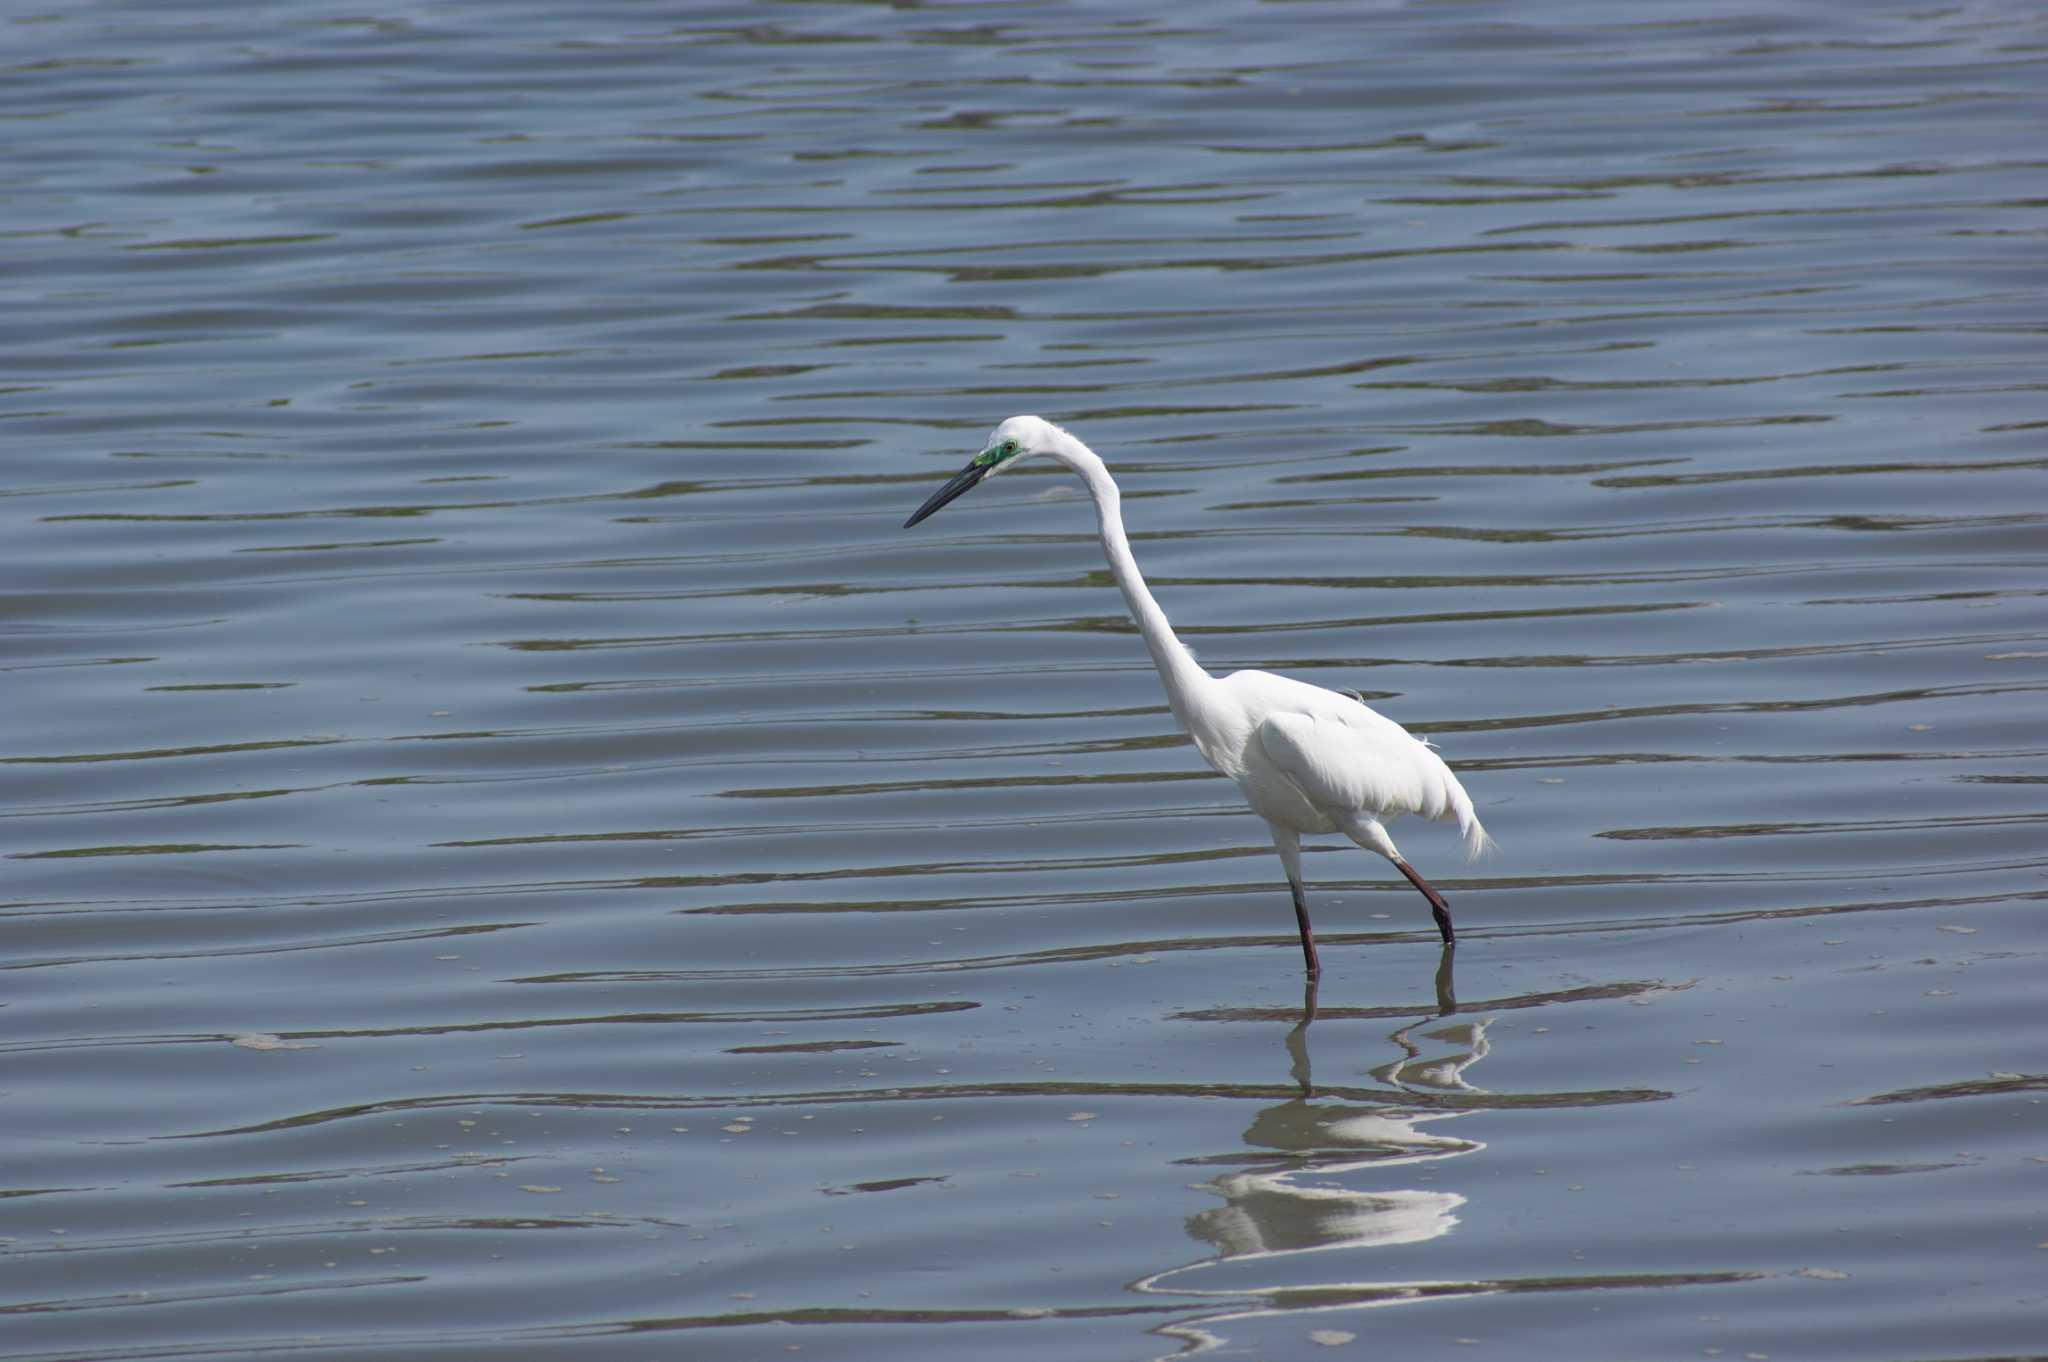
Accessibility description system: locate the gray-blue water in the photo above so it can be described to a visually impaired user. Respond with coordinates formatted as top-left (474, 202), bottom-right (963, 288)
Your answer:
top-left (6, 3), bottom-right (2046, 1358)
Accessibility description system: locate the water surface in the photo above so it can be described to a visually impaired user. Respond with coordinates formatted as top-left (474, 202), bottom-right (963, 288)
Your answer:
top-left (5, 2), bottom-right (2046, 1359)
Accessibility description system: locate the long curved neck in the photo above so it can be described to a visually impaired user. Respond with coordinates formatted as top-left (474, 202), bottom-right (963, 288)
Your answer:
top-left (1047, 432), bottom-right (1216, 722)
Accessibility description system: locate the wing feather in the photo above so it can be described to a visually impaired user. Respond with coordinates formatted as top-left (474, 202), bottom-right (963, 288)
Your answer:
top-left (1233, 671), bottom-right (1489, 856)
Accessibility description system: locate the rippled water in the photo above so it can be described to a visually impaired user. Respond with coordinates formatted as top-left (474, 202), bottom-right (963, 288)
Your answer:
top-left (7, 2), bottom-right (2046, 1358)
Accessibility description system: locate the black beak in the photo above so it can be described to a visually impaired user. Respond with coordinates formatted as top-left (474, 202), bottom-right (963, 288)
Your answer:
top-left (903, 459), bottom-right (988, 528)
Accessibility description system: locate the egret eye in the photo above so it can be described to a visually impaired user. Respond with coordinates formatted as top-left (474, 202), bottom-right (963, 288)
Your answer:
top-left (973, 437), bottom-right (1023, 469)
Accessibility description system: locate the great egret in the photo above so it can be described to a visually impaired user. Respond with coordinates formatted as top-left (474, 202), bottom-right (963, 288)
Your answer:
top-left (904, 415), bottom-right (1490, 975)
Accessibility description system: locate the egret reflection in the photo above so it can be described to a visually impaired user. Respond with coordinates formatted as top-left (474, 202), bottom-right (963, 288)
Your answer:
top-left (1143, 948), bottom-right (1490, 1300)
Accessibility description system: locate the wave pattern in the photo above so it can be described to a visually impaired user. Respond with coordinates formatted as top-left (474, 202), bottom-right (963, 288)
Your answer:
top-left (4, 2), bottom-right (2044, 1359)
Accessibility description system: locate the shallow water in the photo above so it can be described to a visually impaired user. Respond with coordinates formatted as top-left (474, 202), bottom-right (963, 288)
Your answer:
top-left (5, 2), bottom-right (2046, 1358)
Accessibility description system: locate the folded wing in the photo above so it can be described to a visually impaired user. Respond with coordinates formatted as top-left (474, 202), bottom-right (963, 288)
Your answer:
top-left (1242, 673), bottom-right (1487, 857)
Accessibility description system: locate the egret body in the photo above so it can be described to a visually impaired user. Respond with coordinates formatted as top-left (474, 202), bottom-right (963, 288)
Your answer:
top-left (904, 416), bottom-right (1489, 975)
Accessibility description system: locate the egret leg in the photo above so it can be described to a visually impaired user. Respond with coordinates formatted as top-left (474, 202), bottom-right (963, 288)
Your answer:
top-left (1287, 877), bottom-right (1322, 977)
top-left (1268, 825), bottom-right (1321, 976)
top-left (1396, 860), bottom-right (1455, 946)
top-left (1336, 813), bottom-right (1457, 947)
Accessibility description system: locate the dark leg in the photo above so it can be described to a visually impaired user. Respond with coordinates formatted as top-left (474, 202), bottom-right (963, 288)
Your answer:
top-left (1287, 876), bottom-right (1322, 977)
top-left (1396, 860), bottom-right (1456, 945)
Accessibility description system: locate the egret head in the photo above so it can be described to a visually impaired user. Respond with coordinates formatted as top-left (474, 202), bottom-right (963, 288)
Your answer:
top-left (903, 415), bottom-right (1065, 528)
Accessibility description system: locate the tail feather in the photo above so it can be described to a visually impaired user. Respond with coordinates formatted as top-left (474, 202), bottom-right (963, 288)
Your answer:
top-left (1446, 774), bottom-right (1494, 861)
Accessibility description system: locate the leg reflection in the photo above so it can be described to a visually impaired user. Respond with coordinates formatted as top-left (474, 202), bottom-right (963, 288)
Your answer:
top-left (1285, 974), bottom-right (1319, 1096)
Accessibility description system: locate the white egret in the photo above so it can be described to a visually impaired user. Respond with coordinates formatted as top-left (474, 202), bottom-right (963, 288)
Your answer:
top-left (904, 415), bottom-right (1490, 976)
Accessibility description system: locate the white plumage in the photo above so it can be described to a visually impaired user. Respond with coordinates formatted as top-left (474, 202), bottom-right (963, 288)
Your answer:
top-left (905, 415), bottom-right (1489, 975)
top-left (1233, 671), bottom-right (1487, 853)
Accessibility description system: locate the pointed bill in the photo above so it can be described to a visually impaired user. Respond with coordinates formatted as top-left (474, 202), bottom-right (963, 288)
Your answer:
top-left (903, 459), bottom-right (989, 528)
